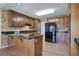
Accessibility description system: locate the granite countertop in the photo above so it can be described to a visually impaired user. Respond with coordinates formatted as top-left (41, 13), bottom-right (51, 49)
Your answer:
top-left (57, 28), bottom-right (70, 33)
top-left (1, 29), bottom-right (37, 34)
top-left (57, 31), bottom-right (69, 33)
top-left (8, 34), bottom-right (42, 40)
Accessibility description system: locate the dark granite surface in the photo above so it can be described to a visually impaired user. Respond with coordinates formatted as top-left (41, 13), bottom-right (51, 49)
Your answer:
top-left (8, 34), bottom-right (42, 40)
top-left (1, 30), bottom-right (36, 34)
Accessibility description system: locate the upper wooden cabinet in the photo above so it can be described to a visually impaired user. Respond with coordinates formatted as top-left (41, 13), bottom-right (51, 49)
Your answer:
top-left (47, 15), bottom-right (70, 29)
top-left (34, 19), bottom-right (41, 33)
top-left (8, 10), bottom-right (22, 27)
top-left (30, 19), bottom-right (35, 29)
top-left (8, 10), bottom-right (32, 27)
top-left (2, 9), bottom-right (41, 31)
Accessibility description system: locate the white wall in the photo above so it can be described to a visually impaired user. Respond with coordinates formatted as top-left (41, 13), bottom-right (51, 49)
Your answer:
top-left (41, 22), bottom-right (45, 35)
top-left (41, 19), bottom-right (47, 35)
top-left (41, 19), bottom-right (47, 47)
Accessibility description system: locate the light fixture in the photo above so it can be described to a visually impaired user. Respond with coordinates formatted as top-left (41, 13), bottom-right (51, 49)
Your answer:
top-left (52, 19), bottom-right (59, 22)
top-left (18, 3), bottom-right (21, 6)
top-left (49, 19), bottom-right (59, 22)
top-left (35, 8), bottom-right (55, 16)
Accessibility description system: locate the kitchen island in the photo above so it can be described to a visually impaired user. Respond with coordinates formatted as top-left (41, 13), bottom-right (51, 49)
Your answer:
top-left (7, 34), bottom-right (43, 56)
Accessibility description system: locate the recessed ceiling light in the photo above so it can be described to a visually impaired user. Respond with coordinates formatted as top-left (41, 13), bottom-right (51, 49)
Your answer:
top-left (35, 8), bottom-right (55, 16)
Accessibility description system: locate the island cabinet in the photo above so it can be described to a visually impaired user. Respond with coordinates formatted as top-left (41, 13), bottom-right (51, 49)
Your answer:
top-left (34, 36), bottom-right (43, 56)
top-left (23, 36), bottom-right (43, 56)
top-left (8, 35), bottom-right (43, 56)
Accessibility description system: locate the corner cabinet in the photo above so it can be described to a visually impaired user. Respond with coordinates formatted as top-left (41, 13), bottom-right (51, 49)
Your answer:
top-left (23, 36), bottom-right (43, 56)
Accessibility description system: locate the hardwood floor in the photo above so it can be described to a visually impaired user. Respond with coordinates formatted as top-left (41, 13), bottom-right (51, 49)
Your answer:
top-left (42, 42), bottom-right (70, 56)
top-left (0, 46), bottom-right (26, 56)
top-left (0, 41), bottom-right (70, 56)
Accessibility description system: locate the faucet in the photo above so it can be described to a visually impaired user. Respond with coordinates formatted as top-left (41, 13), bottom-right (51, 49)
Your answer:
top-left (15, 29), bottom-right (20, 37)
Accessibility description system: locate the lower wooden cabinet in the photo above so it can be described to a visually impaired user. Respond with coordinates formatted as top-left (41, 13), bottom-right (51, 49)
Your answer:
top-left (34, 36), bottom-right (42, 56)
top-left (23, 36), bottom-right (43, 56)
top-left (23, 38), bottom-right (34, 56)
top-left (8, 35), bottom-right (43, 56)
top-left (8, 36), bottom-right (16, 47)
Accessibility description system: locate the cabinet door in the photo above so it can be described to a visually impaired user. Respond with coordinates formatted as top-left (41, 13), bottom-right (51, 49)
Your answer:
top-left (8, 36), bottom-right (16, 47)
top-left (8, 10), bottom-right (14, 26)
top-left (24, 17), bottom-right (31, 25)
top-left (15, 38), bottom-right (25, 55)
top-left (16, 38), bottom-right (23, 49)
top-left (30, 19), bottom-right (35, 28)
top-left (23, 39), bottom-right (34, 56)
top-left (11, 13), bottom-right (25, 27)
top-left (8, 10), bottom-right (25, 27)
top-left (34, 36), bottom-right (43, 56)
top-left (34, 19), bottom-right (41, 33)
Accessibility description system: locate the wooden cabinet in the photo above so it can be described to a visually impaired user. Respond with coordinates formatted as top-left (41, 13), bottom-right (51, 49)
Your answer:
top-left (30, 18), bottom-right (41, 33)
top-left (34, 19), bottom-right (41, 33)
top-left (2, 10), bottom-right (41, 31)
top-left (7, 10), bottom-right (32, 27)
top-left (24, 17), bottom-right (31, 26)
top-left (23, 36), bottom-right (43, 56)
top-left (8, 35), bottom-right (43, 56)
top-left (34, 36), bottom-right (42, 55)
top-left (8, 36), bottom-right (16, 47)
top-left (47, 15), bottom-right (70, 29)
top-left (30, 19), bottom-right (35, 28)
top-left (23, 38), bottom-right (34, 55)
top-left (8, 10), bottom-right (25, 27)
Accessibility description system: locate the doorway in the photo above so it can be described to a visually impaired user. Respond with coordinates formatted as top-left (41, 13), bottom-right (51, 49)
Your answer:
top-left (43, 15), bottom-right (71, 56)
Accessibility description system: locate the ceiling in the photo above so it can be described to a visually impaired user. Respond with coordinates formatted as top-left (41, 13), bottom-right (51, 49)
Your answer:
top-left (0, 3), bottom-right (6, 8)
top-left (1, 3), bottom-right (69, 19)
